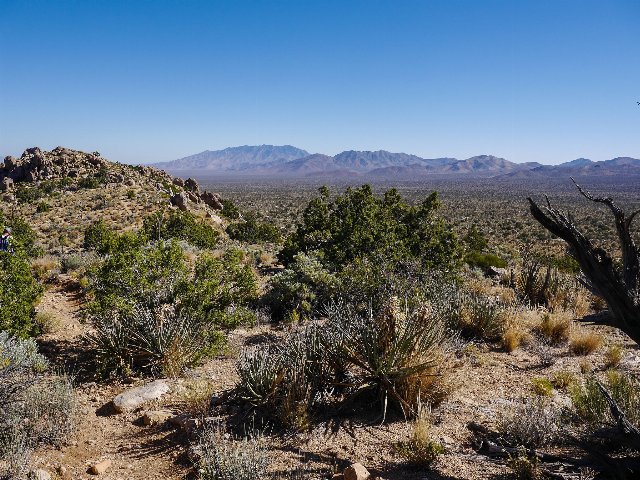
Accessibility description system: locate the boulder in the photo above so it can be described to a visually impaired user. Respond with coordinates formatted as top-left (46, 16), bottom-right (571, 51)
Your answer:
top-left (3, 156), bottom-right (16, 169)
top-left (112, 380), bottom-right (170, 413)
top-left (169, 413), bottom-right (200, 432)
top-left (201, 191), bottom-right (223, 210)
top-left (170, 192), bottom-right (188, 211)
top-left (172, 177), bottom-right (185, 187)
top-left (344, 463), bottom-right (370, 480)
top-left (184, 177), bottom-right (199, 193)
top-left (1, 177), bottom-right (13, 192)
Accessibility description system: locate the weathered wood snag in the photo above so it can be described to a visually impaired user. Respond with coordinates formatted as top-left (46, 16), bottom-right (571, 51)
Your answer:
top-left (528, 178), bottom-right (640, 345)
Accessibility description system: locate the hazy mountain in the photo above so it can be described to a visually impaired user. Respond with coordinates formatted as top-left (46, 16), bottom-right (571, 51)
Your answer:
top-left (154, 145), bottom-right (309, 171)
top-left (153, 146), bottom-right (640, 179)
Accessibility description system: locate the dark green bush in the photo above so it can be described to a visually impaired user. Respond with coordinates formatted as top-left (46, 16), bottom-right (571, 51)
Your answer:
top-left (462, 224), bottom-right (507, 270)
top-left (279, 185), bottom-right (460, 272)
top-left (87, 238), bottom-right (187, 317)
top-left (226, 213), bottom-right (281, 244)
top-left (0, 213), bottom-right (40, 257)
top-left (77, 176), bottom-right (101, 189)
top-left (143, 210), bottom-right (219, 249)
top-left (178, 249), bottom-right (259, 328)
top-left (264, 252), bottom-right (338, 321)
top-left (0, 252), bottom-right (43, 337)
top-left (221, 199), bottom-right (241, 219)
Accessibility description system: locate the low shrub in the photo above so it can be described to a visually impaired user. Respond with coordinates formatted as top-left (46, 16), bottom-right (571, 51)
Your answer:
top-left (264, 252), bottom-right (338, 322)
top-left (0, 333), bottom-right (74, 477)
top-left (507, 447), bottom-right (542, 480)
top-left (36, 201), bottom-right (52, 213)
top-left (551, 370), bottom-right (577, 391)
top-left (197, 428), bottom-right (268, 480)
top-left (530, 378), bottom-right (553, 397)
top-left (34, 311), bottom-right (61, 334)
top-left (497, 397), bottom-right (560, 448)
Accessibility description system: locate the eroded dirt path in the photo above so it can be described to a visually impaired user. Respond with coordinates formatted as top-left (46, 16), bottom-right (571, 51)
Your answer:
top-left (32, 276), bottom-right (193, 480)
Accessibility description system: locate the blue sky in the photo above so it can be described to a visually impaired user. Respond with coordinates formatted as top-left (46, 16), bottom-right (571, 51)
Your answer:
top-left (1, 0), bottom-right (638, 164)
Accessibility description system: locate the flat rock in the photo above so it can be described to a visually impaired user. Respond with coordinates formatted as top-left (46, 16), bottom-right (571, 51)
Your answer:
top-left (28, 469), bottom-right (51, 480)
top-left (88, 459), bottom-right (111, 475)
top-left (142, 409), bottom-right (173, 425)
top-left (112, 380), bottom-right (170, 413)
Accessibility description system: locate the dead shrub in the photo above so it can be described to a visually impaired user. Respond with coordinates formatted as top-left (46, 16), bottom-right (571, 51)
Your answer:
top-left (497, 396), bottom-right (561, 448)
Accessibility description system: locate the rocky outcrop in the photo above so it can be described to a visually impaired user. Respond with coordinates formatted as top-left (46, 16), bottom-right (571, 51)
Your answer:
top-left (170, 192), bottom-right (189, 211)
top-left (201, 191), bottom-right (223, 210)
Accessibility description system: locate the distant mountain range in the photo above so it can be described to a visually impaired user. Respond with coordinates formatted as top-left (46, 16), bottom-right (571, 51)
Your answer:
top-left (151, 145), bottom-right (640, 179)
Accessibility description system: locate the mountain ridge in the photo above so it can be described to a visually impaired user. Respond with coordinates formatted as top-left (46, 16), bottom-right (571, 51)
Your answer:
top-left (151, 146), bottom-right (640, 179)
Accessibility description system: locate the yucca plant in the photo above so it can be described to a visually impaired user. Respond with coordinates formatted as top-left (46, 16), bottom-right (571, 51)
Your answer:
top-left (324, 297), bottom-right (445, 419)
top-left (236, 346), bottom-right (285, 407)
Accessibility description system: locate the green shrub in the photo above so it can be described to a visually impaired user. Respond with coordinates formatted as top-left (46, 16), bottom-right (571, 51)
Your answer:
top-left (0, 213), bottom-right (40, 257)
top-left (279, 185), bottom-right (460, 272)
top-left (462, 224), bottom-right (507, 270)
top-left (571, 371), bottom-right (640, 427)
top-left (36, 201), bottom-right (51, 213)
top-left (226, 213), bottom-right (281, 244)
top-left (87, 238), bottom-right (187, 317)
top-left (0, 252), bottom-right (43, 337)
top-left (179, 249), bottom-right (259, 328)
top-left (143, 210), bottom-right (219, 249)
top-left (264, 252), bottom-right (338, 321)
top-left (220, 199), bottom-right (240, 219)
top-left (530, 377), bottom-right (553, 397)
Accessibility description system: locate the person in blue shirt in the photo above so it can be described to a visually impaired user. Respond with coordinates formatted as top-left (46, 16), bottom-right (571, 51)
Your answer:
top-left (0, 227), bottom-right (14, 253)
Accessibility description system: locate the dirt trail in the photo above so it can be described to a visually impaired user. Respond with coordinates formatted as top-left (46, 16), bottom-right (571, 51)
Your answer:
top-left (33, 276), bottom-right (192, 480)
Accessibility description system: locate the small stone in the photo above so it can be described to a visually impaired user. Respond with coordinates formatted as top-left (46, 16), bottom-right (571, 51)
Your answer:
top-left (88, 459), bottom-right (111, 475)
top-left (112, 380), bottom-right (170, 413)
top-left (331, 474), bottom-right (344, 480)
top-left (169, 414), bottom-right (200, 432)
top-left (29, 469), bottom-right (51, 480)
top-left (344, 463), bottom-right (370, 480)
top-left (142, 410), bottom-right (173, 425)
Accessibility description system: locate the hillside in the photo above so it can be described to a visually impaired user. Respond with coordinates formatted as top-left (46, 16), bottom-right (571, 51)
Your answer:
top-left (154, 145), bottom-right (640, 179)
top-left (0, 147), bottom-right (226, 251)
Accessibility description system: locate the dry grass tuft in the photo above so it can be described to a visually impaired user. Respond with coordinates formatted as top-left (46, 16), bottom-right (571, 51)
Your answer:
top-left (603, 344), bottom-right (624, 369)
top-left (395, 404), bottom-right (444, 467)
top-left (570, 330), bottom-right (603, 356)
top-left (34, 311), bottom-right (61, 335)
top-left (534, 312), bottom-right (572, 346)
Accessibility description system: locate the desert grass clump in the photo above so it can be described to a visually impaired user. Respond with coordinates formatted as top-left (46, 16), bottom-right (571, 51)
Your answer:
top-left (530, 378), bottom-right (553, 397)
top-left (497, 396), bottom-right (561, 448)
top-left (34, 311), bottom-right (61, 335)
top-left (507, 447), bottom-right (542, 480)
top-left (501, 323), bottom-right (528, 353)
top-left (533, 311), bottom-right (572, 346)
top-left (395, 404), bottom-right (444, 467)
top-left (197, 428), bottom-right (269, 480)
top-left (551, 370), bottom-right (577, 392)
top-left (603, 344), bottom-right (624, 369)
top-left (569, 330), bottom-right (602, 356)
top-left (179, 379), bottom-right (216, 417)
top-left (446, 290), bottom-right (510, 342)
top-left (571, 371), bottom-right (640, 428)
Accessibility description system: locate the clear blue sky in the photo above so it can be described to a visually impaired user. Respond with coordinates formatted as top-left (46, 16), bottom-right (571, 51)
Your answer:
top-left (1, 0), bottom-right (638, 164)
